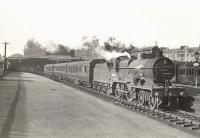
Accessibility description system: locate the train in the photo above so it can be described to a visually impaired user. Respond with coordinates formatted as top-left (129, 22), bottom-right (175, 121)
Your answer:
top-left (43, 50), bottom-right (192, 110)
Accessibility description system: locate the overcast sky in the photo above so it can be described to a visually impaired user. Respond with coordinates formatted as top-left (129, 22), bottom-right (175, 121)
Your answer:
top-left (1, 0), bottom-right (200, 56)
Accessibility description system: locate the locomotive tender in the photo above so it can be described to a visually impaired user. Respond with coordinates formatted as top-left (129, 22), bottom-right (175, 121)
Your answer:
top-left (44, 50), bottom-right (190, 109)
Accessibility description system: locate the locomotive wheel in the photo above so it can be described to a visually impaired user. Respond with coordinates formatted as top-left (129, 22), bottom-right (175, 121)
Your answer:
top-left (148, 95), bottom-right (157, 109)
top-left (103, 85), bottom-right (109, 95)
top-left (114, 83), bottom-right (122, 99)
top-left (125, 88), bottom-right (136, 102)
top-left (138, 91), bottom-right (145, 105)
top-left (105, 85), bottom-right (113, 95)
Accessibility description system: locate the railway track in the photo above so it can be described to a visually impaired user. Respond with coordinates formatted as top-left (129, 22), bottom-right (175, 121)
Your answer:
top-left (49, 76), bottom-right (200, 137)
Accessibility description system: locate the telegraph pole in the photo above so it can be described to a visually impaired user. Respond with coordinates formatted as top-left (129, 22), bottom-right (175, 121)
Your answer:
top-left (2, 42), bottom-right (9, 76)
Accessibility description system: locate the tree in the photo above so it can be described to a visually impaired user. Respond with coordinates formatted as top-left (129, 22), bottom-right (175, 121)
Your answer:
top-left (69, 49), bottom-right (75, 57)
top-left (55, 44), bottom-right (69, 55)
top-left (24, 39), bottom-right (46, 57)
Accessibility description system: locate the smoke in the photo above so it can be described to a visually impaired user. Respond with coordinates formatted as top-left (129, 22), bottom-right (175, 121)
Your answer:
top-left (95, 46), bottom-right (131, 60)
top-left (80, 36), bottom-right (99, 49)
top-left (44, 41), bottom-right (58, 53)
top-left (79, 36), bottom-right (131, 60)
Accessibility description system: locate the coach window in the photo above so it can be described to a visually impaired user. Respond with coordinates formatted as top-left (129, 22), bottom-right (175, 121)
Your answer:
top-left (86, 66), bottom-right (89, 73)
top-left (84, 66), bottom-right (86, 74)
top-left (198, 69), bottom-right (200, 75)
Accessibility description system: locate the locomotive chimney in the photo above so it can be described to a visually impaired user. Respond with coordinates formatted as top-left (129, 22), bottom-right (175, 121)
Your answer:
top-left (156, 51), bottom-right (163, 58)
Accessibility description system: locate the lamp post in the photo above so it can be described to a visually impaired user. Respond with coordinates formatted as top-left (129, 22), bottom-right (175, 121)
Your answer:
top-left (193, 52), bottom-right (200, 88)
top-left (2, 42), bottom-right (9, 76)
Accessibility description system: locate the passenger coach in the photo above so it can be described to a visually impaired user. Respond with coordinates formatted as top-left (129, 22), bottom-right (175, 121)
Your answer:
top-left (176, 61), bottom-right (200, 85)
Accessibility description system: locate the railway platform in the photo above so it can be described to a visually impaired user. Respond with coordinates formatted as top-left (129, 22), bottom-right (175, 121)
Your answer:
top-left (0, 72), bottom-right (197, 138)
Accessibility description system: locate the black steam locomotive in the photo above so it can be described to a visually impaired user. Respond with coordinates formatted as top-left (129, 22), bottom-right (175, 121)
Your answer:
top-left (44, 50), bottom-right (191, 109)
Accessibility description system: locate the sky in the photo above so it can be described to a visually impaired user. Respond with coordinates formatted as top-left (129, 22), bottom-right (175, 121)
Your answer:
top-left (1, 0), bottom-right (200, 56)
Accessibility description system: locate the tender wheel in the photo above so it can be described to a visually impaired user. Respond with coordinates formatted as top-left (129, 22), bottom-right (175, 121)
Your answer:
top-left (114, 83), bottom-right (122, 98)
top-left (148, 95), bottom-right (157, 109)
top-left (138, 91), bottom-right (145, 105)
top-left (125, 88), bottom-right (136, 102)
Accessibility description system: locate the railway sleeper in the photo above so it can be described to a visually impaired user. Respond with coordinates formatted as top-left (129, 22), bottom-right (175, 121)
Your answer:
top-left (169, 119), bottom-right (179, 122)
top-left (182, 123), bottom-right (194, 127)
top-left (150, 112), bottom-right (160, 116)
top-left (191, 127), bottom-right (200, 130)
top-left (155, 114), bottom-right (165, 118)
top-left (174, 121), bottom-right (185, 125)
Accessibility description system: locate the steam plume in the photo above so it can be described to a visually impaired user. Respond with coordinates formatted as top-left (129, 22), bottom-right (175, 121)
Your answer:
top-left (80, 36), bottom-right (131, 60)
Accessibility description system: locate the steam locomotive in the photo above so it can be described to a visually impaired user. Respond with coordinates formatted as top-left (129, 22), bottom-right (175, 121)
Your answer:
top-left (44, 50), bottom-right (191, 109)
